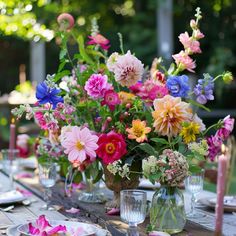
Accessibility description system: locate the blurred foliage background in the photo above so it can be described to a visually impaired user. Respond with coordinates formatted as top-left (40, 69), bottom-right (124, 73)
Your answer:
top-left (1, 0), bottom-right (236, 93)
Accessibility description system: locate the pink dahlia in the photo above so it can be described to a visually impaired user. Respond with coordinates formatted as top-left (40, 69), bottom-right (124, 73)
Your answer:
top-left (87, 34), bottom-right (110, 50)
top-left (61, 126), bottom-right (98, 163)
top-left (84, 74), bottom-right (112, 99)
top-left (172, 51), bottom-right (196, 72)
top-left (101, 90), bottom-right (121, 111)
top-left (57, 13), bottom-right (75, 30)
top-left (96, 131), bottom-right (127, 164)
top-left (113, 50), bottom-right (144, 87)
top-left (178, 32), bottom-right (201, 54)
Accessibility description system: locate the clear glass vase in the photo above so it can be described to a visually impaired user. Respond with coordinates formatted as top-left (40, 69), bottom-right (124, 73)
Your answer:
top-left (150, 186), bottom-right (186, 234)
top-left (78, 172), bottom-right (105, 203)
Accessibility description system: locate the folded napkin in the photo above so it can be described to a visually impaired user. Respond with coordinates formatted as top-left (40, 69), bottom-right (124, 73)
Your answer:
top-left (0, 190), bottom-right (25, 204)
top-left (209, 196), bottom-right (236, 207)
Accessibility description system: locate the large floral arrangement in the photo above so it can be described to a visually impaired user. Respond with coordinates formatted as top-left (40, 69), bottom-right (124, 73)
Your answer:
top-left (13, 8), bottom-right (234, 187)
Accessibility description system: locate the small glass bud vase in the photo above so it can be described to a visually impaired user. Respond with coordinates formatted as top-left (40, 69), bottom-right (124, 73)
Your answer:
top-left (150, 186), bottom-right (186, 234)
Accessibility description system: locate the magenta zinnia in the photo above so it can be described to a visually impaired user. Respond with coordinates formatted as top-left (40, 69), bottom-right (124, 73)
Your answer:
top-left (61, 126), bottom-right (98, 163)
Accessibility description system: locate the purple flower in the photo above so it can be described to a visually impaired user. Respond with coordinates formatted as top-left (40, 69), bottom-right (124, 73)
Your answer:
top-left (194, 74), bottom-right (214, 104)
top-left (36, 82), bottom-right (63, 109)
top-left (207, 135), bottom-right (222, 161)
top-left (166, 75), bottom-right (190, 98)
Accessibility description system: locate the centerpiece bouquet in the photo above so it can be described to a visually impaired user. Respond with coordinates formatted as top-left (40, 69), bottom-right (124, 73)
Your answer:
top-left (13, 7), bottom-right (234, 233)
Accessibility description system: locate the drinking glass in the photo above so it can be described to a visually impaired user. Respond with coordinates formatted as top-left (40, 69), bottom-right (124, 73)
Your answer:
top-left (1, 149), bottom-right (19, 190)
top-left (185, 169), bottom-right (205, 218)
top-left (120, 190), bottom-right (147, 236)
top-left (38, 162), bottom-right (57, 210)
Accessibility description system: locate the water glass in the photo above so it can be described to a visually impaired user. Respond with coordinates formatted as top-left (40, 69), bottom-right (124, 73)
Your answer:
top-left (1, 149), bottom-right (19, 190)
top-left (38, 162), bottom-right (57, 210)
top-left (185, 169), bottom-right (205, 218)
top-left (120, 190), bottom-right (147, 236)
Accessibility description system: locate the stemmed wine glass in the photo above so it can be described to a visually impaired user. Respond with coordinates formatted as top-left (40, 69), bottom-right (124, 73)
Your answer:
top-left (1, 149), bottom-right (19, 190)
top-left (120, 190), bottom-right (147, 236)
top-left (185, 169), bottom-right (205, 218)
top-left (38, 162), bottom-right (57, 211)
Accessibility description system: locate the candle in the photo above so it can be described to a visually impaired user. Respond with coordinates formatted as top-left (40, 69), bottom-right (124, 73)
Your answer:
top-left (9, 118), bottom-right (16, 150)
top-left (215, 144), bottom-right (227, 235)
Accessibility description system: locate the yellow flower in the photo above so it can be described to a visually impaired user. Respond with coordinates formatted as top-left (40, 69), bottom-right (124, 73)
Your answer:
top-left (180, 122), bottom-right (200, 143)
top-left (152, 95), bottom-right (192, 137)
top-left (126, 119), bottom-right (151, 143)
top-left (118, 91), bottom-right (136, 105)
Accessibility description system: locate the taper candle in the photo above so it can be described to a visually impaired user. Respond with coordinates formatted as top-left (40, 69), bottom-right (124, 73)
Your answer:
top-left (215, 144), bottom-right (227, 235)
top-left (9, 118), bottom-right (16, 150)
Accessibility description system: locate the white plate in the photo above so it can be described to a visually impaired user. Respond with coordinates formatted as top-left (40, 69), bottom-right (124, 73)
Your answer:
top-left (16, 221), bottom-right (108, 236)
top-left (19, 158), bottom-right (37, 170)
top-left (209, 196), bottom-right (236, 207)
top-left (0, 190), bottom-right (25, 205)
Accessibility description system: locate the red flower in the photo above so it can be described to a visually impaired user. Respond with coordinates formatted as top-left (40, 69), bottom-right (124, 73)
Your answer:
top-left (96, 131), bottom-right (127, 164)
top-left (87, 34), bottom-right (110, 50)
top-left (101, 90), bottom-right (121, 111)
top-left (57, 13), bottom-right (75, 30)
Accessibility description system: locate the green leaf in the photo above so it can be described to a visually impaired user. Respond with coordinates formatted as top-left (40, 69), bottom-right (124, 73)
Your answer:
top-left (59, 49), bottom-right (67, 60)
top-left (137, 143), bottom-right (157, 156)
top-left (188, 99), bottom-right (211, 112)
top-left (58, 60), bottom-right (68, 72)
top-left (54, 70), bottom-right (71, 82)
top-left (151, 137), bottom-right (169, 145)
top-left (87, 49), bottom-right (106, 59)
top-left (93, 169), bottom-right (103, 184)
top-left (189, 164), bottom-right (202, 173)
top-left (77, 35), bottom-right (94, 65)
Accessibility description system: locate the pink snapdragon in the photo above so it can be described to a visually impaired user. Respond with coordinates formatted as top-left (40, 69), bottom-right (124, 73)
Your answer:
top-left (87, 34), bottom-right (110, 50)
top-left (216, 115), bottom-right (235, 139)
top-left (85, 74), bottom-right (112, 99)
top-left (101, 90), bottom-right (121, 111)
top-left (35, 112), bottom-right (47, 130)
top-left (179, 32), bottom-right (202, 54)
top-left (172, 51), bottom-right (196, 72)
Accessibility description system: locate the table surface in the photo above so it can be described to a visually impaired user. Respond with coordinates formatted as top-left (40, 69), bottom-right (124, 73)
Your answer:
top-left (0, 170), bottom-right (235, 236)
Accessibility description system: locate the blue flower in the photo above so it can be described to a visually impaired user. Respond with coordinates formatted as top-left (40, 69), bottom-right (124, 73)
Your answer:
top-left (194, 74), bottom-right (214, 104)
top-left (166, 75), bottom-right (190, 98)
top-left (36, 82), bottom-right (63, 109)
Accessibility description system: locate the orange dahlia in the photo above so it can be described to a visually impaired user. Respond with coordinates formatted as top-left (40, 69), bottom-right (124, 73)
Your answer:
top-left (152, 95), bottom-right (192, 137)
top-left (126, 119), bottom-right (151, 143)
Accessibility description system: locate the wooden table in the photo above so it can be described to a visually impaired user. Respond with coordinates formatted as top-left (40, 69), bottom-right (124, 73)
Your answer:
top-left (0, 170), bottom-right (235, 236)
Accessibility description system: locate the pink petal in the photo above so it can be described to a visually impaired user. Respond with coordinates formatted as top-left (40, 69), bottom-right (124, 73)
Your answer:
top-left (36, 215), bottom-right (51, 230)
top-left (65, 207), bottom-right (80, 214)
top-left (47, 225), bottom-right (67, 235)
top-left (16, 188), bottom-right (33, 197)
top-left (106, 208), bottom-right (120, 215)
top-left (15, 172), bottom-right (33, 179)
top-left (28, 223), bottom-right (40, 235)
top-left (72, 182), bottom-right (87, 190)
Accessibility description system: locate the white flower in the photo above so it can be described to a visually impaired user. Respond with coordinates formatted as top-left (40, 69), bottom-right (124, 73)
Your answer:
top-left (192, 114), bottom-right (206, 131)
top-left (112, 50), bottom-right (144, 87)
top-left (107, 160), bottom-right (130, 179)
top-left (142, 156), bottom-right (157, 177)
top-left (107, 52), bottom-right (120, 72)
top-left (188, 139), bottom-right (209, 156)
